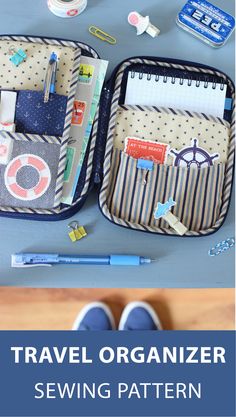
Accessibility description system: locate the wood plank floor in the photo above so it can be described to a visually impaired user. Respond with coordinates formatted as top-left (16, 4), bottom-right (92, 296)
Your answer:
top-left (0, 288), bottom-right (234, 330)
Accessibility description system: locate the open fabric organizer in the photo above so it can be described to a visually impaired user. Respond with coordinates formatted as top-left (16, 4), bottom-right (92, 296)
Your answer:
top-left (0, 35), bottom-right (234, 237)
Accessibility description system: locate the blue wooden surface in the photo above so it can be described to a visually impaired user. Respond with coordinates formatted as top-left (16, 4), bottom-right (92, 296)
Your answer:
top-left (0, 0), bottom-right (234, 288)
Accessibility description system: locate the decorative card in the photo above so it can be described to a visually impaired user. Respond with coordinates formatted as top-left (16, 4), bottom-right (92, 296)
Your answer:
top-left (125, 137), bottom-right (169, 164)
top-left (71, 100), bottom-right (87, 126)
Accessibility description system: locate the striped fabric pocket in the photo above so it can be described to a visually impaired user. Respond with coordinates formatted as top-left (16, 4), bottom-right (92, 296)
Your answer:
top-left (107, 149), bottom-right (225, 232)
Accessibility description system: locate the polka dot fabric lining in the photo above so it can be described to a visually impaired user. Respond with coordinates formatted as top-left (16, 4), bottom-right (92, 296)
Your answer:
top-left (113, 106), bottom-right (230, 164)
top-left (0, 40), bottom-right (77, 95)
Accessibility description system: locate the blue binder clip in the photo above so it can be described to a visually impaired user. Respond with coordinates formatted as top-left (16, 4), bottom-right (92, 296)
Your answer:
top-left (9, 47), bottom-right (27, 67)
top-left (137, 159), bottom-right (154, 185)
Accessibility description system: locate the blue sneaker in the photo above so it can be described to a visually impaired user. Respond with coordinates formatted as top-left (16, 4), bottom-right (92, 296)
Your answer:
top-left (118, 301), bottom-right (162, 331)
top-left (72, 302), bottom-right (116, 331)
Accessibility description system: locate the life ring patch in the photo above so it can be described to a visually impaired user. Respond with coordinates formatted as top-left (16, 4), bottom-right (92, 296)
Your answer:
top-left (5, 154), bottom-right (51, 201)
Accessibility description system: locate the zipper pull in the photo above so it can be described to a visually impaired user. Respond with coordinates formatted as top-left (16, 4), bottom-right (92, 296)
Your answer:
top-left (94, 172), bottom-right (101, 184)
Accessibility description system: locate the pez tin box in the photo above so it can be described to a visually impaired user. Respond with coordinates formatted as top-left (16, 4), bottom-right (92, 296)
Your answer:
top-left (176, 0), bottom-right (235, 48)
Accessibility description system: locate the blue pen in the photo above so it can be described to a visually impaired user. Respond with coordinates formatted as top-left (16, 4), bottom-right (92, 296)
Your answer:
top-left (50, 53), bottom-right (58, 94)
top-left (11, 253), bottom-right (152, 268)
top-left (44, 52), bottom-right (57, 103)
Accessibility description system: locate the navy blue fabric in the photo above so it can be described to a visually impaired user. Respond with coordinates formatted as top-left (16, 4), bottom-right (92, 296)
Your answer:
top-left (122, 306), bottom-right (160, 331)
top-left (15, 90), bottom-right (67, 136)
top-left (77, 306), bottom-right (114, 331)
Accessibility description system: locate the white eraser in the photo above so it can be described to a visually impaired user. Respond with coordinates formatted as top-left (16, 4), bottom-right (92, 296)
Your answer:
top-left (0, 134), bottom-right (13, 165)
top-left (0, 122), bottom-right (16, 132)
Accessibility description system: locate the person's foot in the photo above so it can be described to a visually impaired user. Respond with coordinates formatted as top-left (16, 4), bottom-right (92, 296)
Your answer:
top-left (118, 301), bottom-right (162, 330)
top-left (72, 302), bottom-right (116, 331)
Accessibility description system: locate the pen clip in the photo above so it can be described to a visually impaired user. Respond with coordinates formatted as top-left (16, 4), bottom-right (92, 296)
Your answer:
top-left (11, 259), bottom-right (52, 268)
top-left (11, 253), bottom-right (57, 268)
top-left (15, 263), bottom-right (52, 268)
top-left (44, 65), bottom-right (53, 103)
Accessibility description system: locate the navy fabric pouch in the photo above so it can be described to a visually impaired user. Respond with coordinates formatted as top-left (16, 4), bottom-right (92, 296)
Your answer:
top-left (15, 90), bottom-right (68, 136)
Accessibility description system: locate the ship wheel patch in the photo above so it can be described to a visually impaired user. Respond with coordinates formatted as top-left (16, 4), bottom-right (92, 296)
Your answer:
top-left (170, 138), bottom-right (219, 168)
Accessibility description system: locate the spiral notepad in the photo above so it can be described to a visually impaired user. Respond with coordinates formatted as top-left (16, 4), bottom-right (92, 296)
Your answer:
top-left (125, 72), bottom-right (227, 118)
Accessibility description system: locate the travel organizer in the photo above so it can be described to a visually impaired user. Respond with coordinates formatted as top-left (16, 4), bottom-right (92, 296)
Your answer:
top-left (0, 35), bottom-right (234, 238)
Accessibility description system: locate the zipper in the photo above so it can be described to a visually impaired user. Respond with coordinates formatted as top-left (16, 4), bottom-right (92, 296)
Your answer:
top-left (107, 55), bottom-right (235, 87)
top-left (92, 83), bottom-right (113, 183)
top-left (0, 33), bottom-right (100, 59)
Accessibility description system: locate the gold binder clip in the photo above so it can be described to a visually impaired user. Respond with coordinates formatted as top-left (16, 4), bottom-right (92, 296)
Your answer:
top-left (89, 26), bottom-right (117, 45)
top-left (68, 221), bottom-right (87, 242)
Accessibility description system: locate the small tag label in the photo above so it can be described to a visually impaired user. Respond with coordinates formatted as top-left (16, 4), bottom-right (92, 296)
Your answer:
top-left (125, 137), bottom-right (169, 164)
top-left (225, 98), bottom-right (232, 111)
top-left (64, 147), bottom-right (75, 182)
top-left (71, 100), bottom-right (86, 126)
top-left (78, 64), bottom-right (95, 84)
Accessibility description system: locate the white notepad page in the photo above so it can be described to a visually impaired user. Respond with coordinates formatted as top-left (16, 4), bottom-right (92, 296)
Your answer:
top-left (125, 72), bottom-right (227, 118)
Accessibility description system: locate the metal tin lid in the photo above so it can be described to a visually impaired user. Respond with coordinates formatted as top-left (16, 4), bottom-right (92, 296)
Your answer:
top-left (177, 0), bottom-right (235, 47)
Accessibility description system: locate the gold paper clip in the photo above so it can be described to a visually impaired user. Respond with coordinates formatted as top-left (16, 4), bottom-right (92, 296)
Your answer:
top-left (89, 26), bottom-right (116, 45)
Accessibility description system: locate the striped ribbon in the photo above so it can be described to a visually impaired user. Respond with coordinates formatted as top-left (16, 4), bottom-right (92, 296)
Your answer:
top-left (0, 131), bottom-right (61, 144)
top-left (118, 104), bottom-right (230, 128)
